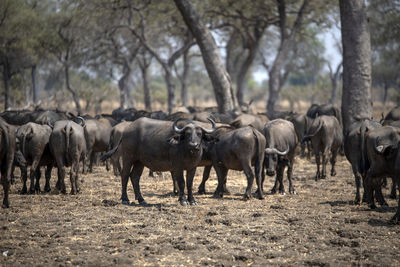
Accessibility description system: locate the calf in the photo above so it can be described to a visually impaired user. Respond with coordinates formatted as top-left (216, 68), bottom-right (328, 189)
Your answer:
top-left (50, 120), bottom-right (86, 194)
top-left (16, 123), bottom-right (54, 194)
top-left (262, 119), bottom-right (298, 195)
top-left (302, 115), bottom-right (343, 180)
top-left (364, 126), bottom-right (400, 223)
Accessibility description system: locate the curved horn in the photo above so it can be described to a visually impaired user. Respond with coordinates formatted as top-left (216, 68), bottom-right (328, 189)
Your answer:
top-left (77, 116), bottom-right (85, 127)
top-left (265, 147), bottom-right (290, 156)
top-left (173, 118), bottom-right (192, 133)
top-left (197, 118), bottom-right (216, 134)
top-left (47, 121), bottom-right (54, 129)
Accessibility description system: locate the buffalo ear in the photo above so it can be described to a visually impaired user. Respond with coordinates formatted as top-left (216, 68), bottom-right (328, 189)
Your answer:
top-left (168, 135), bottom-right (183, 145)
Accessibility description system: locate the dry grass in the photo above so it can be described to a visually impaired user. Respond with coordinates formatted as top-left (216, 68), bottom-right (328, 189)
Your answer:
top-left (1, 156), bottom-right (400, 266)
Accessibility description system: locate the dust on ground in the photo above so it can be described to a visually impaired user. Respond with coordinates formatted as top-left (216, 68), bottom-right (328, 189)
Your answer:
top-left (1, 156), bottom-right (400, 266)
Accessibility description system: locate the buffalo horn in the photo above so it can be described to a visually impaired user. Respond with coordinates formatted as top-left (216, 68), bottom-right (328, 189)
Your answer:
top-left (197, 118), bottom-right (216, 133)
top-left (77, 116), bottom-right (86, 127)
top-left (265, 147), bottom-right (290, 156)
top-left (173, 118), bottom-right (192, 133)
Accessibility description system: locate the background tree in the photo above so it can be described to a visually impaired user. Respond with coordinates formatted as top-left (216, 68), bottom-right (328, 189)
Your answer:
top-left (174, 0), bottom-right (235, 113)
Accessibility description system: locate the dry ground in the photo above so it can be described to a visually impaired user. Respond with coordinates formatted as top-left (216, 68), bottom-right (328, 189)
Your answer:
top-left (1, 156), bottom-right (400, 266)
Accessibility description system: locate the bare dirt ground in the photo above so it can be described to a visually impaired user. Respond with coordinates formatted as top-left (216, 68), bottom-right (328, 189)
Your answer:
top-left (1, 155), bottom-right (400, 266)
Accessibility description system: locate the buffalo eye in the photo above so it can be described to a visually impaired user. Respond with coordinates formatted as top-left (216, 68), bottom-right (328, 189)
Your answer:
top-left (196, 129), bottom-right (202, 137)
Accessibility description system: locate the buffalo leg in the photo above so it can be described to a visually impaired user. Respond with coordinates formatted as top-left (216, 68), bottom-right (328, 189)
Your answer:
top-left (242, 164), bottom-right (255, 200)
top-left (213, 166), bottom-right (228, 198)
top-left (171, 169), bottom-right (187, 206)
top-left (70, 161), bottom-right (80, 195)
top-left (57, 167), bottom-right (66, 194)
top-left (34, 168), bottom-right (41, 193)
top-left (131, 163), bottom-right (145, 205)
top-left (186, 168), bottom-right (197, 205)
top-left (120, 157), bottom-right (134, 204)
top-left (277, 165), bottom-right (285, 194)
top-left (170, 171), bottom-right (179, 196)
top-left (198, 165), bottom-right (212, 194)
top-left (390, 178), bottom-right (397, 199)
top-left (287, 160), bottom-right (296, 194)
top-left (330, 149), bottom-right (338, 177)
top-left (1, 170), bottom-right (10, 208)
top-left (20, 167), bottom-right (28, 194)
top-left (353, 170), bottom-right (362, 205)
top-left (321, 151), bottom-right (328, 179)
top-left (254, 157), bottom-right (264, 199)
top-left (391, 177), bottom-right (400, 224)
top-left (89, 151), bottom-right (95, 173)
top-left (44, 164), bottom-right (52, 192)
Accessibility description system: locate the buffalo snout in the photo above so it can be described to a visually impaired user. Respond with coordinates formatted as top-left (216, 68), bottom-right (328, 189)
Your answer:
top-left (266, 169), bottom-right (275, 176)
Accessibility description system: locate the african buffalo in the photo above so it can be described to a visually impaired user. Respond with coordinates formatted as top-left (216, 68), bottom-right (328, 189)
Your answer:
top-left (344, 119), bottom-right (382, 205)
top-left (263, 119), bottom-right (298, 195)
top-left (0, 119), bottom-right (16, 208)
top-left (382, 106), bottom-right (400, 125)
top-left (84, 118), bottom-right (117, 173)
top-left (303, 115), bottom-right (343, 180)
top-left (16, 123), bottom-right (54, 194)
top-left (101, 118), bottom-right (216, 206)
top-left (364, 126), bottom-right (400, 223)
top-left (288, 114), bottom-right (312, 158)
top-left (108, 121), bottom-right (132, 176)
top-left (306, 103), bottom-right (342, 128)
top-left (230, 113), bottom-right (269, 132)
top-left (50, 120), bottom-right (86, 194)
top-left (205, 126), bottom-right (266, 200)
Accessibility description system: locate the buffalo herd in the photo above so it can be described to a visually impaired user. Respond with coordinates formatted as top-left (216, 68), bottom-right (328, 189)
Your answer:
top-left (1, 104), bottom-right (400, 223)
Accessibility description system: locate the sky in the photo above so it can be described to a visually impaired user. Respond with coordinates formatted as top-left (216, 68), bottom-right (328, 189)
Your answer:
top-left (252, 27), bottom-right (342, 83)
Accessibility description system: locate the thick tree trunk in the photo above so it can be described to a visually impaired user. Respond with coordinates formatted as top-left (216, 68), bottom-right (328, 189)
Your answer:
top-left (180, 50), bottom-right (189, 107)
top-left (266, 52), bottom-right (286, 118)
top-left (174, 0), bottom-right (235, 113)
top-left (31, 65), bottom-right (38, 106)
top-left (65, 64), bottom-right (82, 114)
top-left (339, 0), bottom-right (372, 132)
top-left (140, 64), bottom-right (151, 111)
top-left (164, 69), bottom-right (176, 114)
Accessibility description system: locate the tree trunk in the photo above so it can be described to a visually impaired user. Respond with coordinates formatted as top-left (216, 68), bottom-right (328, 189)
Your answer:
top-left (339, 0), bottom-right (372, 132)
top-left (266, 52), bottom-right (286, 118)
top-left (329, 78), bottom-right (339, 105)
top-left (65, 64), bottom-right (82, 114)
top-left (180, 50), bottom-right (189, 107)
top-left (31, 65), bottom-right (38, 106)
top-left (3, 62), bottom-right (11, 110)
top-left (140, 64), bottom-right (151, 111)
top-left (118, 65), bottom-right (133, 110)
top-left (174, 0), bottom-right (235, 113)
top-left (164, 69), bottom-right (176, 114)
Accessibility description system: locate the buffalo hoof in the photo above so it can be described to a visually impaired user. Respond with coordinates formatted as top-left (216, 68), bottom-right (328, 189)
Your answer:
top-left (331, 170), bottom-right (336, 177)
top-left (44, 186), bottom-right (51, 193)
top-left (2, 202), bottom-right (9, 209)
top-left (369, 203), bottom-right (377, 210)
top-left (223, 188), bottom-right (231, 195)
top-left (243, 194), bottom-right (251, 200)
top-left (390, 214), bottom-right (400, 224)
top-left (179, 199), bottom-right (188, 206)
top-left (279, 190), bottom-right (286, 195)
top-left (70, 190), bottom-right (76, 195)
top-left (270, 189), bottom-right (277, 194)
top-left (354, 197), bottom-right (361, 205)
top-left (380, 202), bottom-right (389, 209)
top-left (321, 174), bottom-right (326, 179)
top-left (121, 200), bottom-right (130, 205)
top-left (257, 193), bottom-right (264, 200)
top-left (29, 188), bottom-right (35, 194)
top-left (289, 189), bottom-right (297, 195)
top-left (20, 187), bottom-right (27, 195)
top-left (213, 191), bottom-right (223, 199)
top-left (189, 200), bottom-right (197, 206)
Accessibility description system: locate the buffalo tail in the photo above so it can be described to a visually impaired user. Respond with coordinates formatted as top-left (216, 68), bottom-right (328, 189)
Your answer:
top-left (101, 137), bottom-right (122, 162)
